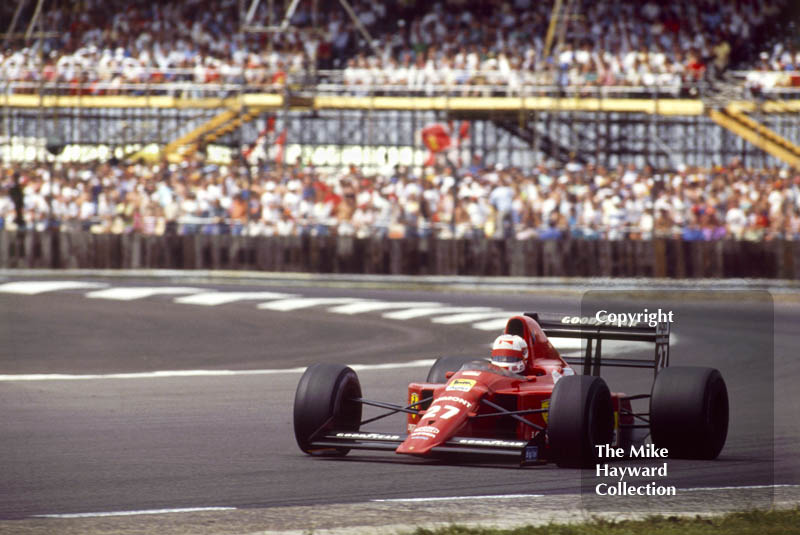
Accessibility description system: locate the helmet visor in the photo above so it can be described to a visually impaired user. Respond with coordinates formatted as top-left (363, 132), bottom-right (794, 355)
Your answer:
top-left (492, 355), bottom-right (523, 364)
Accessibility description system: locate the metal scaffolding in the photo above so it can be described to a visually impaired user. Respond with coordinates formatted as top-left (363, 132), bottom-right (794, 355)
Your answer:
top-left (4, 100), bottom-right (800, 170)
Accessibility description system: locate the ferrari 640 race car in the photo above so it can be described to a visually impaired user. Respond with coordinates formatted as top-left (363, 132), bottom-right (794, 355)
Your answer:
top-left (293, 313), bottom-right (729, 467)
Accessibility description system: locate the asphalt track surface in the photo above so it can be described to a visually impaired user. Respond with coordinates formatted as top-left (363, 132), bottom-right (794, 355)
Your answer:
top-left (0, 276), bottom-right (798, 531)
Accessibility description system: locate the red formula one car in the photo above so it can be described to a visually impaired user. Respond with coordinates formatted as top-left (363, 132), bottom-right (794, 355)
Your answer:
top-left (293, 313), bottom-right (729, 467)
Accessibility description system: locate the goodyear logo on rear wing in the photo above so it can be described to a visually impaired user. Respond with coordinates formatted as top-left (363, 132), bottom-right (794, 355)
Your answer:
top-left (454, 438), bottom-right (527, 448)
top-left (561, 314), bottom-right (673, 330)
top-left (561, 315), bottom-right (640, 327)
top-left (446, 379), bottom-right (476, 392)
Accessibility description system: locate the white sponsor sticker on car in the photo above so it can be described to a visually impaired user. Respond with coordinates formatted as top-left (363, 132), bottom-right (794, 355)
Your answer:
top-left (446, 379), bottom-right (476, 392)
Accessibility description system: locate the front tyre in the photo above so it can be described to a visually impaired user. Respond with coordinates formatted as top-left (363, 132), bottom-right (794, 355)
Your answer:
top-left (293, 363), bottom-right (362, 456)
top-left (547, 375), bottom-right (614, 468)
top-left (650, 366), bottom-right (729, 459)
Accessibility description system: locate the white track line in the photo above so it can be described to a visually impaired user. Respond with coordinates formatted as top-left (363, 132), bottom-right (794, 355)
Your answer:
top-left (681, 484), bottom-right (800, 492)
top-left (382, 306), bottom-right (497, 320)
top-left (549, 334), bottom-right (680, 352)
top-left (0, 281), bottom-right (107, 294)
top-left (35, 507), bottom-right (237, 518)
top-left (372, 494), bottom-right (544, 503)
top-left (174, 291), bottom-right (296, 306)
top-left (34, 485), bottom-right (799, 519)
top-left (431, 311), bottom-right (519, 325)
top-left (471, 317), bottom-right (514, 331)
top-left (86, 287), bottom-right (203, 301)
top-left (549, 338), bottom-right (586, 350)
top-left (0, 359), bottom-right (436, 382)
top-left (328, 301), bottom-right (442, 315)
top-left (348, 360), bottom-right (435, 371)
top-left (257, 297), bottom-right (365, 311)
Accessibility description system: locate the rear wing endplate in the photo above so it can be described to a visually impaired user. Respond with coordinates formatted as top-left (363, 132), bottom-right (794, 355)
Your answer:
top-left (526, 312), bottom-right (670, 377)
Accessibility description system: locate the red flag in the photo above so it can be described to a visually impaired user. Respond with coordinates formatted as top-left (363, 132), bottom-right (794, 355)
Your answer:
top-left (243, 117), bottom-right (276, 160)
top-left (458, 121), bottom-right (470, 142)
top-left (274, 129), bottom-right (287, 165)
top-left (421, 123), bottom-right (452, 153)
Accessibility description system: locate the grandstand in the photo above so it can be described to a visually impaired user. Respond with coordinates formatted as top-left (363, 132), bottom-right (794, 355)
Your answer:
top-left (1, 0), bottom-right (799, 244)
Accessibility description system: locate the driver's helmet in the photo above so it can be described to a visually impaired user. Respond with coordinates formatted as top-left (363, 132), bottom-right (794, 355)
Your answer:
top-left (490, 334), bottom-right (528, 374)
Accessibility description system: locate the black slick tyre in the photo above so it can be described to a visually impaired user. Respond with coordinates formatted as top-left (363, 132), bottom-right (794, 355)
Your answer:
top-left (426, 356), bottom-right (486, 383)
top-left (547, 375), bottom-right (614, 468)
top-left (293, 363), bottom-right (362, 456)
top-left (650, 366), bottom-right (729, 459)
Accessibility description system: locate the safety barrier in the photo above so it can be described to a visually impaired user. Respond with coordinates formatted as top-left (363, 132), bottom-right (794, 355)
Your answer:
top-left (0, 231), bottom-right (797, 279)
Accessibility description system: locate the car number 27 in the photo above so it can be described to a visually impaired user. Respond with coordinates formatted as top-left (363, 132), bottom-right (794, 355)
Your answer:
top-left (425, 404), bottom-right (460, 419)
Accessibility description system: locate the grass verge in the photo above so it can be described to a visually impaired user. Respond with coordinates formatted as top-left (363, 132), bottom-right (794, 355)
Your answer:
top-left (410, 508), bottom-right (800, 535)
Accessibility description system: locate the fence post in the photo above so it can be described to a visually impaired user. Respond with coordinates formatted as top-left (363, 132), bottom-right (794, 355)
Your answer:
top-left (132, 234), bottom-right (142, 268)
top-left (270, 236), bottom-right (282, 271)
top-left (711, 241), bottom-right (724, 278)
top-left (626, 240), bottom-right (638, 276)
top-left (672, 239), bottom-right (686, 278)
top-left (0, 232), bottom-right (7, 268)
top-left (24, 231), bottom-right (36, 268)
top-left (597, 240), bottom-right (612, 277)
top-left (652, 238), bottom-right (667, 277)
top-left (360, 237), bottom-right (374, 273)
top-left (776, 239), bottom-right (791, 279)
top-left (542, 240), bottom-right (560, 276)
top-left (336, 235), bottom-right (353, 273)
top-left (99, 233), bottom-right (111, 269)
top-left (529, 240), bottom-right (541, 276)
top-left (309, 235), bottom-right (323, 272)
top-left (509, 239), bottom-right (526, 276)
top-left (270, 236), bottom-right (282, 272)
top-left (640, 240), bottom-right (654, 277)
top-left (433, 238), bottom-right (444, 274)
top-left (389, 239), bottom-right (403, 274)
top-left (38, 232), bottom-right (49, 268)
top-left (179, 235), bottom-right (191, 270)
top-left (58, 233), bottom-right (70, 268)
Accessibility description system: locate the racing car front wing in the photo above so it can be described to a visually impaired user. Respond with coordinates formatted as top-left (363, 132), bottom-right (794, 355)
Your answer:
top-left (310, 431), bottom-right (539, 460)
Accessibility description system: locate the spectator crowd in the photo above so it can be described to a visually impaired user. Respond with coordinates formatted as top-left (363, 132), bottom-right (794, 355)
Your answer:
top-left (0, 0), bottom-right (793, 96)
top-left (3, 157), bottom-right (799, 241)
top-left (744, 41), bottom-right (800, 95)
top-left (2, 1), bottom-right (798, 243)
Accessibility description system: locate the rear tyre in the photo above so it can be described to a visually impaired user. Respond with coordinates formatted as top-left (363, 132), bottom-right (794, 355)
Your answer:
top-left (426, 356), bottom-right (486, 383)
top-left (650, 366), bottom-right (728, 459)
top-left (293, 363), bottom-right (362, 456)
top-left (547, 375), bottom-right (614, 468)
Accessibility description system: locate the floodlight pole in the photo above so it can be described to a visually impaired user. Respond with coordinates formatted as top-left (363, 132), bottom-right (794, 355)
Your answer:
top-left (278, 0), bottom-right (302, 31)
top-left (555, 0), bottom-right (575, 56)
top-left (25, 0), bottom-right (46, 40)
top-left (241, 0), bottom-right (378, 57)
top-left (338, 0), bottom-right (380, 56)
top-left (244, 0), bottom-right (260, 26)
top-left (3, 0), bottom-right (27, 46)
top-left (543, 0), bottom-right (562, 61)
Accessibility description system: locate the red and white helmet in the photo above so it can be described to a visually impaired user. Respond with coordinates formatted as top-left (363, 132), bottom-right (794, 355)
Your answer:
top-left (491, 334), bottom-right (528, 374)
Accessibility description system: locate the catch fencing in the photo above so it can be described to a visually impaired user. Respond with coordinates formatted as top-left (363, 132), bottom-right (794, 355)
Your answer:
top-left (1, 231), bottom-right (798, 279)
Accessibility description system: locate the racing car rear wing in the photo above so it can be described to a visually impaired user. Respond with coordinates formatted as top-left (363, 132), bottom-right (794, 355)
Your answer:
top-left (525, 312), bottom-right (670, 377)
